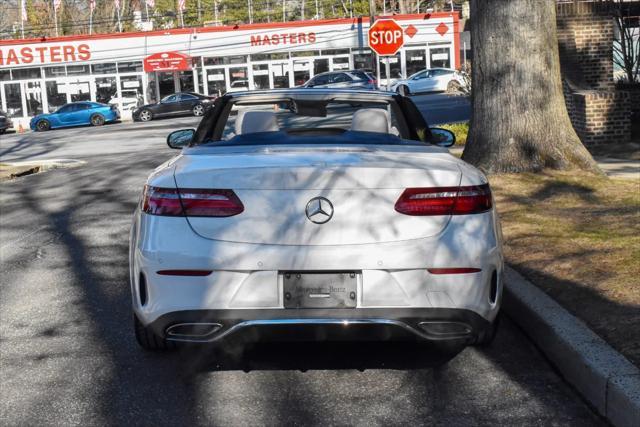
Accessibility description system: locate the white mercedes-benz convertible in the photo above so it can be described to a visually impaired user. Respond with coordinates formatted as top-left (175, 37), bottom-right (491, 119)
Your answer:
top-left (129, 89), bottom-right (503, 353)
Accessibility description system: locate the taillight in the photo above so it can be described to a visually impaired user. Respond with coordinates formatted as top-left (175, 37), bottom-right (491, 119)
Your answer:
top-left (142, 186), bottom-right (244, 217)
top-left (394, 184), bottom-right (492, 216)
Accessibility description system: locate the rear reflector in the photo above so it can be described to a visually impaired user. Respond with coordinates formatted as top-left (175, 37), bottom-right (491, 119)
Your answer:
top-left (395, 184), bottom-right (492, 216)
top-left (142, 186), bottom-right (244, 217)
top-left (157, 270), bottom-right (213, 276)
top-left (428, 268), bottom-right (482, 275)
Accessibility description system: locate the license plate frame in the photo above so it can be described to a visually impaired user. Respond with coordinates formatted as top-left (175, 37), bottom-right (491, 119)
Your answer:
top-left (282, 272), bottom-right (358, 309)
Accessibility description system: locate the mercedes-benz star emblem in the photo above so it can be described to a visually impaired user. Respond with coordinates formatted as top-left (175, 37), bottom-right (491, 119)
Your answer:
top-left (305, 197), bottom-right (334, 224)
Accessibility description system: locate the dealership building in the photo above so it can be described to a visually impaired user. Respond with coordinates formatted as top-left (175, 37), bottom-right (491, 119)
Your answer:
top-left (0, 13), bottom-right (460, 127)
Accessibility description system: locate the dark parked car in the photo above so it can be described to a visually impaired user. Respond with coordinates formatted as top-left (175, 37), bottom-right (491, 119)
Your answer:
top-left (30, 102), bottom-right (119, 131)
top-left (0, 110), bottom-right (14, 134)
top-left (302, 70), bottom-right (378, 90)
top-left (133, 92), bottom-right (215, 122)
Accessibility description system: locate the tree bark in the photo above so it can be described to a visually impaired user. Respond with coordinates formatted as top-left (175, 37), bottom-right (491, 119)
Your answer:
top-left (462, 0), bottom-right (601, 174)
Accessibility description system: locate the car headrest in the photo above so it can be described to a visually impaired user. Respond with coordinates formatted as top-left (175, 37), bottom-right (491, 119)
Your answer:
top-left (235, 110), bottom-right (279, 135)
top-left (350, 108), bottom-right (390, 134)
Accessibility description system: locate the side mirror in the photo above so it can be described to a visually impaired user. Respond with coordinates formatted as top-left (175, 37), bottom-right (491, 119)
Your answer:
top-left (429, 127), bottom-right (456, 147)
top-left (167, 128), bottom-right (195, 149)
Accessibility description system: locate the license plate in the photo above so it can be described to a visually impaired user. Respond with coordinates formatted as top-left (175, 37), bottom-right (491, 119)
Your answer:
top-left (282, 272), bottom-right (358, 309)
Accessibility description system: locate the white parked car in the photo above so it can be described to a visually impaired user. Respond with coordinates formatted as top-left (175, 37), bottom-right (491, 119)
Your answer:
top-left (129, 89), bottom-right (503, 355)
top-left (391, 68), bottom-right (467, 95)
top-left (109, 90), bottom-right (142, 111)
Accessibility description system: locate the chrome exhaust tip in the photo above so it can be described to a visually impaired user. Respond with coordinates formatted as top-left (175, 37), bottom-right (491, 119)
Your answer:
top-left (165, 323), bottom-right (223, 341)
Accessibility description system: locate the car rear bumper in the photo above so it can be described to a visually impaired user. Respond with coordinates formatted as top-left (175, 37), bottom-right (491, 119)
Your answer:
top-left (147, 307), bottom-right (492, 345)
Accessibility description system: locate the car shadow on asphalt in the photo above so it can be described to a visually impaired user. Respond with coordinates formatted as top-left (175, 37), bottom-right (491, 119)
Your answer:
top-left (171, 340), bottom-right (462, 374)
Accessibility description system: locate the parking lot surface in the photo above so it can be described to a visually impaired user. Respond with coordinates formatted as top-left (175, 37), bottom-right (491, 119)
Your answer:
top-left (0, 94), bottom-right (601, 425)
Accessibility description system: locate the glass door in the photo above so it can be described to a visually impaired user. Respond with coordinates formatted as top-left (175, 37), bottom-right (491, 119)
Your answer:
top-left (252, 63), bottom-right (270, 90)
top-left (405, 48), bottom-right (427, 78)
top-left (68, 79), bottom-right (92, 102)
top-left (314, 58), bottom-right (330, 75)
top-left (45, 80), bottom-right (68, 112)
top-left (25, 81), bottom-right (44, 116)
top-left (330, 56), bottom-right (350, 72)
top-left (293, 59), bottom-right (312, 87)
top-left (205, 68), bottom-right (227, 96)
top-left (270, 62), bottom-right (290, 89)
top-left (3, 82), bottom-right (24, 118)
top-left (228, 66), bottom-right (249, 92)
top-left (95, 77), bottom-right (118, 105)
top-left (429, 47), bottom-right (451, 69)
top-left (157, 72), bottom-right (176, 98)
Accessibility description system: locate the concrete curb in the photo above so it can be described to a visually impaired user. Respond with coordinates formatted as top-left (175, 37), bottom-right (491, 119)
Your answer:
top-left (503, 267), bottom-right (640, 427)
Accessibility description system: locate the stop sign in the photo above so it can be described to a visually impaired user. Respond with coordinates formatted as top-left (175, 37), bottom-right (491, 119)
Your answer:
top-left (368, 19), bottom-right (405, 56)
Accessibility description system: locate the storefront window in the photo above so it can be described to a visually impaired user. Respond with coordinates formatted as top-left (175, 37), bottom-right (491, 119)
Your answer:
top-left (405, 48), bottom-right (427, 77)
top-left (291, 51), bottom-right (319, 57)
top-left (250, 53), bottom-right (288, 61)
top-left (0, 70), bottom-right (10, 81)
top-left (252, 64), bottom-right (269, 90)
top-left (204, 56), bottom-right (247, 66)
top-left (117, 61), bottom-right (143, 73)
top-left (46, 81), bottom-right (68, 111)
top-left (271, 63), bottom-right (290, 88)
top-left (206, 69), bottom-right (226, 96)
top-left (229, 67), bottom-right (248, 90)
top-left (12, 68), bottom-right (41, 80)
top-left (314, 58), bottom-right (329, 75)
top-left (26, 82), bottom-right (43, 116)
top-left (429, 47), bottom-right (451, 68)
top-left (95, 77), bottom-right (117, 104)
top-left (5, 83), bottom-right (24, 117)
top-left (353, 52), bottom-right (374, 71)
top-left (67, 65), bottom-right (90, 75)
top-left (92, 63), bottom-right (117, 74)
top-left (44, 66), bottom-right (66, 78)
top-left (322, 49), bottom-right (350, 56)
top-left (332, 57), bottom-right (349, 71)
top-left (69, 80), bottom-right (91, 102)
top-left (379, 53), bottom-right (402, 80)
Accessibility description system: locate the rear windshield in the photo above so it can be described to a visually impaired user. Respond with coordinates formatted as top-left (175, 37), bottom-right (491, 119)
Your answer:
top-left (206, 99), bottom-right (416, 146)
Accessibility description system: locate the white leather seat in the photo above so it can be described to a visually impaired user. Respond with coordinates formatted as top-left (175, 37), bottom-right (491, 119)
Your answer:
top-left (235, 110), bottom-right (279, 135)
top-left (350, 108), bottom-right (390, 134)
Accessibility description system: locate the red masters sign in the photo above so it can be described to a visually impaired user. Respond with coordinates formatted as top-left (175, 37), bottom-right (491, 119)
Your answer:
top-left (143, 51), bottom-right (191, 72)
top-left (368, 19), bottom-right (404, 56)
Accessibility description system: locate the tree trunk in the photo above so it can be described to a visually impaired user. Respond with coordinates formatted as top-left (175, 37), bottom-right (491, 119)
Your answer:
top-left (462, 0), bottom-right (601, 174)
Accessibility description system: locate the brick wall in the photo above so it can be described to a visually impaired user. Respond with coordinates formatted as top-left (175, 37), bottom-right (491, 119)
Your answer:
top-left (556, 1), bottom-right (632, 145)
top-left (570, 90), bottom-right (631, 144)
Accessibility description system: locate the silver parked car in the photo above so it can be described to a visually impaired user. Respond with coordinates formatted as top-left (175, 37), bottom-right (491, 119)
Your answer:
top-left (302, 70), bottom-right (378, 90)
top-left (130, 89), bottom-right (503, 356)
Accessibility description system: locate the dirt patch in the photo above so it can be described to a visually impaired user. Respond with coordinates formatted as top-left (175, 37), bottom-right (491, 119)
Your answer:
top-left (0, 160), bottom-right (85, 182)
top-left (490, 170), bottom-right (640, 366)
top-left (0, 164), bottom-right (41, 181)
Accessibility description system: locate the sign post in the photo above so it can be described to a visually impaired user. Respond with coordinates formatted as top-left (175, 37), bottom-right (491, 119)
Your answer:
top-left (368, 18), bottom-right (405, 92)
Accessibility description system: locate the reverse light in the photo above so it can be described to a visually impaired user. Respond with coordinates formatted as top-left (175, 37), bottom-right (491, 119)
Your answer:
top-left (142, 186), bottom-right (244, 217)
top-left (394, 184), bottom-right (492, 216)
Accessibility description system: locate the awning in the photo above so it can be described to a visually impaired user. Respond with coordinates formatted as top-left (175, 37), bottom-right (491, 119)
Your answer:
top-left (143, 51), bottom-right (191, 72)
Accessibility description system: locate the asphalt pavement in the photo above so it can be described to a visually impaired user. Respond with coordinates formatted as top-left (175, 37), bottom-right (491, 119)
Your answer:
top-left (0, 94), bottom-right (603, 425)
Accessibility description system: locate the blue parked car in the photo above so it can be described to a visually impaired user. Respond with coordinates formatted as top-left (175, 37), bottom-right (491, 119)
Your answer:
top-left (30, 102), bottom-right (120, 131)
